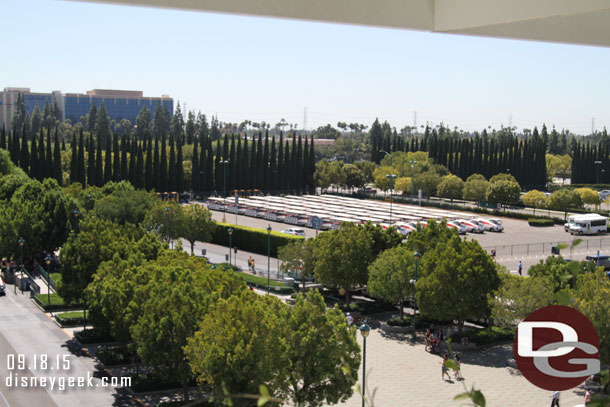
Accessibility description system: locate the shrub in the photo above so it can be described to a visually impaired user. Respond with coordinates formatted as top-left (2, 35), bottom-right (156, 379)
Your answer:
top-left (96, 346), bottom-right (131, 366)
top-left (528, 218), bottom-right (555, 227)
top-left (387, 314), bottom-right (453, 328)
top-left (55, 311), bottom-right (87, 327)
top-left (449, 325), bottom-right (515, 346)
top-left (74, 328), bottom-right (115, 344)
top-left (211, 223), bottom-right (304, 257)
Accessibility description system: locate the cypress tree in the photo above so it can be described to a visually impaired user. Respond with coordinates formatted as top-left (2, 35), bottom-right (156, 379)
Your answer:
top-left (262, 134), bottom-right (270, 192)
top-left (192, 136), bottom-right (199, 194)
top-left (20, 124), bottom-right (29, 174)
top-left (160, 134), bottom-right (167, 192)
top-left (168, 134), bottom-right (176, 191)
top-left (136, 142), bottom-right (144, 189)
top-left (0, 127), bottom-right (5, 150)
top-left (120, 134), bottom-right (128, 182)
top-left (70, 131), bottom-right (78, 184)
top-left (104, 135), bottom-right (112, 183)
top-left (249, 136), bottom-right (257, 190)
top-left (53, 128), bottom-right (62, 185)
top-left (229, 135), bottom-right (236, 192)
top-left (87, 134), bottom-right (95, 187)
top-left (46, 128), bottom-right (53, 175)
top-left (37, 129), bottom-right (44, 179)
top-left (241, 136), bottom-right (249, 190)
top-left (153, 137), bottom-right (160, 191)
top-left (61, 137), bottom-right (65, 151)
top-left (277, 134), bottom-right (284, 191)
top-left (78, 129), bottom-right (86, 185)
top-left (283, 139), bottom-right (290, 190)
top-left (145, 136), bottom-right (153, 190)
top-left (256, 133), bottom-right (264, 190)
top-left (199, 135), bottom-right (208, 192)
top-left (176, 138), bottom-right (184, 193)
top-left (30, 130), bottom-right (39, 179)
top-left (270, 137), bottom-right (277, 192)
top-left (205, 137), bottom-right (213, 192)
top-left (235, 136), bottom-right (243, 190)
top-left (290, 134), bottom-right (297, 190)
top-left (11, 128), bottom-right (20, 165)
top-left (96, 134), bottom-right (104, 186)
top-left (309, 136), bottom-right (315, 193)
top-left (302, 136), bottom-right (309, 189)
top-left (129, 136), bottom-right (137, 187)
top-left (296, 135), bottom-right (303, 191)
top-left (214, 139), bottom-right (222, 194)
top-left (113, 132), bottom-right (120, 181)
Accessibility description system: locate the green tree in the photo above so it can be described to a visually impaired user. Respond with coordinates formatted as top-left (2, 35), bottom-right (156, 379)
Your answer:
top-left (437, 174), bottom-right (464, 202)
top-left (417, 236), bottom-right (500, 335)
top-left (96, 101), bottom-right (110, 147)
top-left (574, 270), bottom-right (610, 365)
top-left (528, 255), bottom-right (595, 292)
top-left (312, 223), bottom-right (373, 303)
top-left (342, 164), bottom-right (364, 191)
top-left (405, 219), bottom-right (457, 255)
top-left (575, 187), bottom-right (601, 207)
top-left (277, 290), bottom-right (360, 407)
top-left (87, 103), bottom-right (97, 133)
top-left (368, 246), bottom-right (416, 319)
top-left (93, 186), bottom-right (157, 225)
top-left (394, 176), bottom-right (413, 195)
top-left (485, 180), bottom-right (521, 205)
top-left (414, 170), bottom-right (442, 197)
top-left (181, 204), bottom-right (216, 254)
top-left (546, 189), bottom-right (582, 213)
top-left (278, 239), bottom-right (315, 292)
top-left (462, 173), bottom-right (489, 201)
top-left (30, 105), bottom-right (42, 136)
top-left (372, 165), bottom-right (395, 192)
top-left (186, 291), bottom-right (287, 406)
top-left (521, 190), bottom-right (547, 214)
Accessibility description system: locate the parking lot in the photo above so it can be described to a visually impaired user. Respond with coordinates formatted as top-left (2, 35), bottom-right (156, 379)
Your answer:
top-left (202, 194), bottom-right (610, 274)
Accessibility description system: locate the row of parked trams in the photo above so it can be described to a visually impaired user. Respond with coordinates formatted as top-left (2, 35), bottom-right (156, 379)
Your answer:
top-left (206, 195), bottom-right (504, 235)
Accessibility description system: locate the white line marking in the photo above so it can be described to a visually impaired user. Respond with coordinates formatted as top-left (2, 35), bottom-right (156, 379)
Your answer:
top-left (0, 389), bottom-right (12, 407)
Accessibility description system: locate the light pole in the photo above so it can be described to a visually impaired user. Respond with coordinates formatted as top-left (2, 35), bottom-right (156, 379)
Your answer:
top-left (385, 174), bottom-right (397, 225)
top-left (165, 207), bottom-right (170, 247)
top-left (221, 160), bottom-right (229, 223)
top-left (379, 150), bottom-right (392, 166)
top-left (409, 161), bottom-right (417, 198)
top-left (267, 224), bottom-right (272, 294)
top-left (359, 322), bottom-right (371, 407)
top-left (45, 255), bottom-right (52, 307)
top-left (411, 251), bottom-right (421, 341)
top-left (595, 160), bottom-right (602, 184)
top-left (74, 209), bottom-right (79, 233)
top-left (17, 237), bottom-right (24, 294)
top-left (228, 228), bottom-right (233, 265)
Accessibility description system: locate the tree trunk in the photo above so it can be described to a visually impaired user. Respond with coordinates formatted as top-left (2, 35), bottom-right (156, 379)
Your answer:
top-left (458, 319), bottom-right (464, 336)
top-left (399, 302), bottom-right (404, 320)
top-left (190, 242), bottom-right (194, 255)
top-left (345, 289), bottom-right (350, 305)
top-left (182, 381), bottom-right (189, 402)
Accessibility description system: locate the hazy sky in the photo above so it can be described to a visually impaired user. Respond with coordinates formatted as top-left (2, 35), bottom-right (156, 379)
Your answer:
top-left (3, 0), bottom-right (610, 134)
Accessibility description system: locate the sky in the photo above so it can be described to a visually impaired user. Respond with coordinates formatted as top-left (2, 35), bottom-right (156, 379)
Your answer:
top-left (2, 0), bottom-right (610, 134)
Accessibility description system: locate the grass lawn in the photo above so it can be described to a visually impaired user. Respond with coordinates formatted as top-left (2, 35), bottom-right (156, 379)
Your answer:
top-left (236, 271), bottom-right (286, 287)
top-left (50, 272), bottom-right (61, 285)
top-left (56, 311), bottom-right (86, 319)
top-left (35, 293), bottom-right (66, 306)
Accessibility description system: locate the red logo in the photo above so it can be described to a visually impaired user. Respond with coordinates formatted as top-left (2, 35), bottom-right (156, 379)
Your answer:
top-left (513, 305), bottom-right (600, 391)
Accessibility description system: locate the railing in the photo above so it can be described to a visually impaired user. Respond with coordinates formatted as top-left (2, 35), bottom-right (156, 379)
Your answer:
top-left (482, 237), bottom-right (610, 258)
top-left (37, 264), bottom-right (57, 292)
top-left (19, 268), bottom-right (41, 297)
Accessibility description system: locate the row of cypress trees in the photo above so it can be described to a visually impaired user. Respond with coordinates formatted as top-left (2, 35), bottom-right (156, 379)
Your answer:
top-left (571, 140), bottom-right (610, 184)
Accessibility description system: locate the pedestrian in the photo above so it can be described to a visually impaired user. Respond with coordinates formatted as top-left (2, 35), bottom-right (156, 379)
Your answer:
top-left (437, 328), bottom-right (444, 342)
top-left (346, 313), bottom-right (353, 326)
top-left (518, 260), bottom-right (523, 276)
top-left (454, 354), bottom-right (463, 380)
top-left (550, 390), bottom-right (560, 407)
top-left (441, 354), bottom-right (451, 381)
top-left (251, 258), bottom-right (256, 273)
top-left (584, 390), bottom-right (591, 405)
top-left (491, 249), bottom-right (496, 259)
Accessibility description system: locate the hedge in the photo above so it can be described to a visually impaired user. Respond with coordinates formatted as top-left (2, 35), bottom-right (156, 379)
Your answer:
top-left (74, 328), bottom-right (115, 345)
top-left (528, 218), bottom-right (555, 227)
top-left (211, 223), bottom-right (304, 257)
top-left (449, 325), bottom-right (515, 346)
top-left (55, 311), bottom-right (87, 327)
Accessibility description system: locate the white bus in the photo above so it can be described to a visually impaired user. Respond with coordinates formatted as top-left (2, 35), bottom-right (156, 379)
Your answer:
top-left (564, 213), bottom-right (602, 232)
top-left (569, 214), bottom-right (608, 235)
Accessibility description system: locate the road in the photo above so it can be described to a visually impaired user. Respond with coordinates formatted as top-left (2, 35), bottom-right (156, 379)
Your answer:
top-left (0, 287), bottom-right (135, 407)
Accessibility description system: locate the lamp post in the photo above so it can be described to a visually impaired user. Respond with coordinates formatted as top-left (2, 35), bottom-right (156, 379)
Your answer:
top-left (411, 251), bottom-right (421, 341)
top-left (221, 160), bottom-right (229, 223)
top-left (385, 174), bottom-right (397, 225)
top-left (595, 160), bottom-right (602, 184)
top-left (45, 255), bottom-right (52, 307)
top-left (228, 228), bottom-right (233, 265)
top-left (165, 207), bottom-right (170, 247)
top-left (74, 209), bottom-right (79, 233)
top-left (267, 224), bottom-right (272, 294)
top-left (409, 161), bottom-right (417, 198)
top-left (358, 322), bottom-right (371, 407)
top-left (17, 237), bottom-right (24, 294)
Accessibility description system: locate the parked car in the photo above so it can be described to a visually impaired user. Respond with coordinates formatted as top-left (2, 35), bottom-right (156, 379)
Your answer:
top-left (457, 219), bottom-right (485, 233)
top-left (585, 254), bottom-right (610, 270)
top-left (447, 221), bottom-right (467, 235)
top-left (476, 218), bottom-right (504, 232)
top-left (281, 228), bottom-right (305, 237)
top-left (0, 277), bottom-right (5, 295)
top-left (599, 190), bottom-right (610, 201)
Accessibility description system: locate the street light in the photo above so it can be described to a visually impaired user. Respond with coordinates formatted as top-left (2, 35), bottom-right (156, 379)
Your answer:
top-left (74, 209), bottom-right (79, 233)
top-left (17, 237), bottom-right (24, 294)
top-left (379, 149), bottom-right (392, 166)
top-left (228, 228), bottom-right (233, 265)
top-left (595, 161), bottom-right (602, 184)
top-left (45, 255), bottom-right (52, 307)
top-left (411, 251), bottom-right (421, 341)
top-left (267, 224), bottom-right (272, 294)
top-left (221, 160), bottom-right (229, 222)
top-left (358, 322), bottom-right (371, 407)
top-left (385, 174), bottom-right (397, 225)
top-left (165, 207), bottom-right (170, 247)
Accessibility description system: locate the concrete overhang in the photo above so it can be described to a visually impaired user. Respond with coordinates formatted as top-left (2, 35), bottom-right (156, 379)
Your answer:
top-left (71, 0), bottom-right (610, 47)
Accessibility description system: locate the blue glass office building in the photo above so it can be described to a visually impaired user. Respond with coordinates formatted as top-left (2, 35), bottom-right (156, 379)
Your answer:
top-left (1, 88), bottom-right (173, 131)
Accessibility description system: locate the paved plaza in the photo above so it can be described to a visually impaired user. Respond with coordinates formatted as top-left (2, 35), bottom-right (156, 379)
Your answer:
top-left (336, 328), bottom-right (586, 407)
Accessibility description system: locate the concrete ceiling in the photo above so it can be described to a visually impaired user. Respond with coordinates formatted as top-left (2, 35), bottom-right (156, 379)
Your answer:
top-left (72, 0), bottom-right (610, 47)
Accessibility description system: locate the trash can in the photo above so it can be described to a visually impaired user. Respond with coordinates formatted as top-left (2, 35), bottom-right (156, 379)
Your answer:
top-left (551, 246), bottom-right (560, 255)
top-left (23, 279), bottom-right (31, 291)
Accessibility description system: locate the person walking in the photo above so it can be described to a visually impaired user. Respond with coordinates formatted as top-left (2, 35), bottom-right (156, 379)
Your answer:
top-left (346, 312), bottom-right (353, 326)
top-left (454, 353), bottom-right (463, 380)
top-left (441, 354), bottom-right (451, 381)
top-left (518, 261), bottom-right (523, 276)
top-left (550, 390), bottom-right (560, 407)
top-left (584, 390), bottom-right (591, 405)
